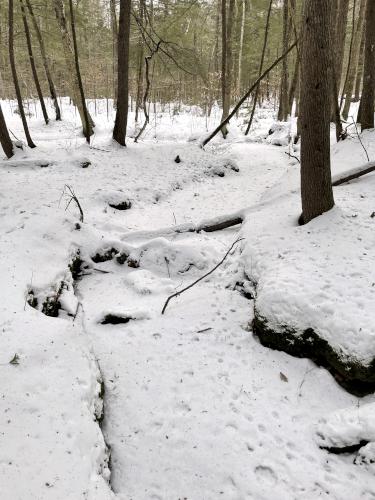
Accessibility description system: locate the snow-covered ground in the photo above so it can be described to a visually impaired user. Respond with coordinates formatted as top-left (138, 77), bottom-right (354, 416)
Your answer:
top-left (1, 98), bottom-right (375, 499)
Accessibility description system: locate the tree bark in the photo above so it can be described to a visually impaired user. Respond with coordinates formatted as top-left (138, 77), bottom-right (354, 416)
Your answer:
top-left (359, 0), bottom-right (375, 130)
top-left (300, 0), bottom-right (334, 224)
top-left (53, 0), bottom-right (93, 140)
top-left (25, 0), bottom-right (61, 121)
top-left (20, 0), bottom-right (49, 125)
top-left (9, 0), bottom-right (36, 148)
top-left (0, 103), bottom-right (14, 158)
top-left (113, 0), bottom-right (131, 146)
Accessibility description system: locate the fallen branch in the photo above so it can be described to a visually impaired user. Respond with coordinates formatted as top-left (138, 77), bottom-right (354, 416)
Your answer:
top-left (161, 238), bottom-right (243, 314)
top-left (120, 209), bottom-right (245, 243)
top-left (332, 161), bottom-right (375, 186)
top-left (200, 39), bottom-right (298, 147)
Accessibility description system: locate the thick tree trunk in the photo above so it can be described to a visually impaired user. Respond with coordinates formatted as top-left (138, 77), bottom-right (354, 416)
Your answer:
top-left (20, 0), bottom-right (49, 125)
top-left (9, 0), bottom-right (36, 148)
top-left (341, 0), bottom-right (366, 121)
top-left (113, 0), bottom-right (131, 146)
top-left (359, 0), bottom-right (375, 130)
top-left (300, 0), bottom-right (334, 224)
top-left (53, 0), bottom-right (93, 140)
top-left (0, 103), bottom-right (14, 158)
top-left (25, 0), bottom-right (61, 121)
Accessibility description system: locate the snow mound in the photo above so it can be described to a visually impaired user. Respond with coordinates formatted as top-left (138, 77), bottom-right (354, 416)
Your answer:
top-left (266, 121), bottom-right (291, 146)
top-left (241, 159), bottom-right (375, 393)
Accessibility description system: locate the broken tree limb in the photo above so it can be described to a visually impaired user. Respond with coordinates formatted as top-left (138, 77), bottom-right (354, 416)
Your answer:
top-left (200, 39), bottom-right (298, 148)
top-left (120, 209), bottom-right (245, 243)
top-left (161, 238), bottom-right (244, 314)
top-left (332, 161), bottom-right (375, 186)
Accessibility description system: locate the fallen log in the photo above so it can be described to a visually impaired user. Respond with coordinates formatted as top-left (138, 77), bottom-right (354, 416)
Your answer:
top-left (332, 161), bottom-right (375, 186)
top-left (200, 39), bottom-right (298, 148)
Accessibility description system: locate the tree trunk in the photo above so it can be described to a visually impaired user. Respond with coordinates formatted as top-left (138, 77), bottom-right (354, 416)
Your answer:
top-left (53, 0), bottom-right (93, 140)
top-left (335, 0), bottom-right (350, 94)
top-left (110, 0), bottom-right (118, 103)
top-left (0, 103), bottom-right (14, 158)
top-left (341, 0), bottom-right (366, 121)
top-left (113, 0), bottom-right (131, 146)
top-left (354, 27), bottom-right (365, 102)
top-left (245, 0), bottom-right (272, 135)
top-left (359, 0), bottom-right (375, 130)
top-left (25, 0), bottom-right (61, 121)
top-left (277, 0), bottom-right (290, 121)
top-left (220, 0), bottom-right (228, 136)
top-left (69, 0), bottom-right (92, 142)
top-left (9, 0), bottom-right (36, 148)
top-left (237, 0), bottom-right (245, 97)
top-left (20, 0), bottom-right (49, 125)
top-left (135, 0), bottom-right (145, 125)
top-left (300, 0), bottom-right (334, 224)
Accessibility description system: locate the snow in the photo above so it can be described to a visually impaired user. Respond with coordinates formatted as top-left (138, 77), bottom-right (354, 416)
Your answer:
top-left (241, 129), bottom-right (375, 364)
top-left (1, 98), bottom-right (375, 499)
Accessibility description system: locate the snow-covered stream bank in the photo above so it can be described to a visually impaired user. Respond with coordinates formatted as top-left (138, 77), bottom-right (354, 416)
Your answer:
top-left (1, 100), bottom-right (375, 499)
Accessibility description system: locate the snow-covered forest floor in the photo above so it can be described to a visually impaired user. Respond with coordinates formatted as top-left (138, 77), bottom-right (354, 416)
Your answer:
top-left (1, 99), bottom-right (375, 500)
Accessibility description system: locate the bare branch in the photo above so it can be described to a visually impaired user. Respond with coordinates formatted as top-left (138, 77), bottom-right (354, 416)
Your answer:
top-left (161, 238), bottom-right (243, 314)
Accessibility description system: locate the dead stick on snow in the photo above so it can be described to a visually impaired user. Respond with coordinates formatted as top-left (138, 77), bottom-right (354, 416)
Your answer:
top-left (64, 184), bottom-right (84, 222)
top-left (161, 238), bottom-right (244, 315)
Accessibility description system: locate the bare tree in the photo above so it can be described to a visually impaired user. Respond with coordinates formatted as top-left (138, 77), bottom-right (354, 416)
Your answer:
top-left (0, 103), bottom-right (14, 158)
top-left (20, 0), bottom-right (49, 125)
top-left (300, 0), bottom-right (334, 224)
top-left (341, 0), bottom-right (366, 121)
top-left (277, 0), bottom-right (291, 121)
top-left (359, 0), bottom-right (375, 130)
top-left (9, 0), bottom-right (36, 148)
top-left (53, 0), bottom-right (94, 140)
top-left (25, 0), bottom-right (61, 121)
top-left (220, 0), bottom-right (235, 138)
top-left (245, 0), bottom-right (272, 135)
top-left (113, 0), bottom-right (132, 146)
top-left (110, 0), bottom-right (118, 103)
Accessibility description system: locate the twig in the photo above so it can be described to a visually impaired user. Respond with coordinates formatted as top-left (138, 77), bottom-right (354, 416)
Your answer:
top-left (64, 184), bottom-right (84, 222)
top-left (284, 151), bottom-right (300, 163)
top-left (351, 116), bottom-right (370, 162)
top-left (90, 145), bottom-right (110, 153)
top-left (8, 128), bottom-right (20, 141)
top-left (161, 238), bottom-right (244, 314)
